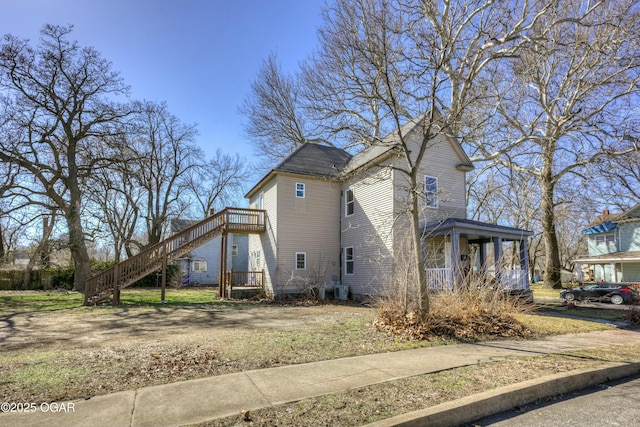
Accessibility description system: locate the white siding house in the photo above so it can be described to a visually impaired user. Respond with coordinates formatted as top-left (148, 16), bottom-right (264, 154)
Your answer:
top-left (245, 117), bottom-right (533, 299)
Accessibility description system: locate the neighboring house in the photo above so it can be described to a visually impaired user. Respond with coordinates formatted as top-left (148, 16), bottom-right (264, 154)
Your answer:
top-left (170, 219), bottom-right (248, 285)
top-left (574, 205), bottom-right (640, 284)
top-left (244, 117), bottom-right (533, 299)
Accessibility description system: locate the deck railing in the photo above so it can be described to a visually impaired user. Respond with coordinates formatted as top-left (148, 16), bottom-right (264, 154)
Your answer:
top-left (84, 207), bottom-right (265, 305)
top-left (225, 270), bottom-right (264, 288)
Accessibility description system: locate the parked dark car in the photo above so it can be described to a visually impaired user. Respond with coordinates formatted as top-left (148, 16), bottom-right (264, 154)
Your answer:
top-left (561, 283), bottom-right (637, 305)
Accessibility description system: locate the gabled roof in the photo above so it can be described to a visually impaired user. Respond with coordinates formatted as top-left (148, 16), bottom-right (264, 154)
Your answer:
top-left (341, 114), bottom-right (474, 175)
top-left (583, 203), bottom-right (640, 234)
top-left (170, 218), bottom-right (198, 233)
top-left (245, 114), bottom-right (475, 198)
top-left (245, 143), bottom-right (352, 198)
top-left (273, 143), bottom-right (352, 177)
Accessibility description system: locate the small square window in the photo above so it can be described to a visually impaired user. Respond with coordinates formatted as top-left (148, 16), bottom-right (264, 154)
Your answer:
top-left (296, 183), bottom-right (305, 198)
top-left (192, 261), bottom-right (207, 272)
top-left (296, 252), bottom-right (306, 270)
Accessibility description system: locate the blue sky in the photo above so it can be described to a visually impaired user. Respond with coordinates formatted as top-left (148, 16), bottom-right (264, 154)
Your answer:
top-left (0, 0), bottom-right (327, 163)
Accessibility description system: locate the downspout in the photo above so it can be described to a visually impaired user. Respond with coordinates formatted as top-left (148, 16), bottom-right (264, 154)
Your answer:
top-left (339, 189), bottom-right (343, 286)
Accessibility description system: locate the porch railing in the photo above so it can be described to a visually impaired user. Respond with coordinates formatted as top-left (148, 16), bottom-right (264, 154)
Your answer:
top-left (226, 270), bottom-right (264, 288)
top-left (425, 268), bottom-right (454, 290)
top-left (425, 268), bottom-right (529, 290)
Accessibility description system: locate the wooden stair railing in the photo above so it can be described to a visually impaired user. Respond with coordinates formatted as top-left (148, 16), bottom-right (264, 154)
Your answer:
top-left (84, 207), bottom-right (265, 305)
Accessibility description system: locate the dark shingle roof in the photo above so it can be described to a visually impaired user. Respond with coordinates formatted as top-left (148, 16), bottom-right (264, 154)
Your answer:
top-left (274, 143), bottom-right (352, 178)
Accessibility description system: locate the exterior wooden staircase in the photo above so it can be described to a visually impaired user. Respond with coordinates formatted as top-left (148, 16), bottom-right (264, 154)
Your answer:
top-left (84, 207), bottom-right (265, 305)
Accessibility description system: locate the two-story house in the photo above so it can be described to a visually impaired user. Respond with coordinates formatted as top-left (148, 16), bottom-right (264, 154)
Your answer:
top-left (574, 205), bottom-right (640, 284)
top-left (244, 117), bottom-right (533, 299)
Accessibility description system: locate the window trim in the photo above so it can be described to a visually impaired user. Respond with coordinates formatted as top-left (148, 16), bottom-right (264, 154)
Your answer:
top-left (344, 246), bottom-right (354, 275)
top-left (192, 260), bottom-right (207, 272)
top-left (595, 234), bottom-right (615, 246)
top-left (256, 191), bottom-right (264, 210)
top-left (295, 252), bottom-right (307, 270)
top-left (295, 182), bottom-right (305, 198)
top-left (345, 189), bottom-right (354, 217)
top-left (424, 175), bottom-right (439, 208)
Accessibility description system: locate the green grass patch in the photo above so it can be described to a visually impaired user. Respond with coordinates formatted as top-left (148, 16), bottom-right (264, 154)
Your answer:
top-left (530, 282), bottom-right (564, 298)
top-left (517, 313), bottom-right (615, 335)
top-left (0, 288), bottom-right (221, 312)
top-left (7, 362), bottom-right (90, 391)
top-left (0, 292), bottom-right (84, 312)
top-left (549, 306), bottom-right (627, 322)
top-left (116, 288), bottom-right (218, 306)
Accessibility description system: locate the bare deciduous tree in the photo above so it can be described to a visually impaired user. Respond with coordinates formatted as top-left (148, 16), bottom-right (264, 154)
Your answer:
top-left (185, 149), bottom-right (253, 218)
top-left (129, 100), bottom-right (202, 246)
top-left (471, 0), bottom-right (640, 288)
top-left (297, 0), bottom-right (547, 317)
top-left (0, 25), bottom-right (132, 291)
top-left (239, 53), bottom-right (316, 168)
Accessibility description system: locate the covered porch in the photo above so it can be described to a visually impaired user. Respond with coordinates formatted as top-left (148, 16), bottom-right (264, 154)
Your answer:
top-left (422, 218), bottom-right (534, 291)
top-left (573, 251), bottom-right (640, 284)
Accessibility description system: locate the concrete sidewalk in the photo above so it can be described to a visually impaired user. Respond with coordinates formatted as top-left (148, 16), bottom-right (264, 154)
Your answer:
top-left (2, 329), bottom-right (640, 427)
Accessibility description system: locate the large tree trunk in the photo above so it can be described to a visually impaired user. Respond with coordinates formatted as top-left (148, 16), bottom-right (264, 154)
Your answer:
top-left (67, 207), bottom-right (91, 292)
top-left (541, 157), bottom-right (562, 289)
top-left (410, 175), bottom-right (429, 318)
top-left (67, 146), bottom-right (92, 293)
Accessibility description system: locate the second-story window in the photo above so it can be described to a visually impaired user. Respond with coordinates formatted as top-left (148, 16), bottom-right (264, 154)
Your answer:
top-left (256, 191), bottom-right (264, 209)
top-left (425, 175), bottom-right (439, 208)
top-left (595, 234), bottom-right (616, 246)
top-left (345, 189), bottom-right (354, 216)
top-left (296, 183), bottom-right (305, 198)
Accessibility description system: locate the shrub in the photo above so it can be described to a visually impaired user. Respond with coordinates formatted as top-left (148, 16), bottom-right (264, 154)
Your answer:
top-left (374, 272), bottom-right (534, 341)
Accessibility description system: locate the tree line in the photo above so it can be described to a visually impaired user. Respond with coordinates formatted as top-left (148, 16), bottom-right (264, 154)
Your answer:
top-left (0, 25), bottom-right (251, 291)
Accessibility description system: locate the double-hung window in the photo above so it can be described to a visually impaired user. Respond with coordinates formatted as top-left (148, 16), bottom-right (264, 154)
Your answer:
top-left (424, 175), bottom-right (439, 208)
top-left (344, 247), bottom-right (354, 275)
top-left (595, 234), bottom-right (615, 246)
top-left (192, 261), bottom-right (207, 272)
top-left (256, 192), bottom-right (264, 209)
top-left (345, 189), bottom-right (354, 217)
top-left (296, 183), bottom-right (305, 198)
top-left (296, 252), bottom-right (307, 270)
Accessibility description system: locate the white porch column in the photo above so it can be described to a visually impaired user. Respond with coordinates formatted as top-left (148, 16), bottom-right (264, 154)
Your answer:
top-left (450, 230), bottom-right (461, 283)
top-left (519, 239), bottom-right (530, 287)
top-left (610, 262), bottom-right (617, 282)
top-left (575, 262), bottom-right (583, 281)
top-left (493, 237), bottom-right (503, 282)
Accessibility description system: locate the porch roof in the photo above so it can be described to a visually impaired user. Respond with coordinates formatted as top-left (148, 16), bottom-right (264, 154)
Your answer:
top-left (573, 250), bottom-right (640, 264)
top-left (423, 217), bottom-right (534, 242)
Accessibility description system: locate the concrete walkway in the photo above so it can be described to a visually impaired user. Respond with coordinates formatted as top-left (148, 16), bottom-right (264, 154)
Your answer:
top-left (3, 329), bottom-right (640, 427)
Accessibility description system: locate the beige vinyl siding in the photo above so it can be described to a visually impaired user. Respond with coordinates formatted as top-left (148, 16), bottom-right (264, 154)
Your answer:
top-left (248, 176), bottom-right (278, 296)
top-left (393, 132), bottom-right (467, 226)
top-left (341, 166), bottom-right (395, 296)
top-left (274, 174), bottom-right (341, 294)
